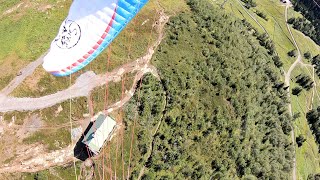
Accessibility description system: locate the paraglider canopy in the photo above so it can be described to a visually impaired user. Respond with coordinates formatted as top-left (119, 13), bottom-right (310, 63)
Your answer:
top-left (43, 0), bottom-right (148, 76)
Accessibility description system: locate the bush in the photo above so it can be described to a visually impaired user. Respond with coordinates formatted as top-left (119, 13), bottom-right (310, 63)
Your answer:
top-left (306, 108), bottom-right (320, 152)
top-left (292, 87), bottom-right (303, 96)
top-left (241, 0), bottom-right (257, 9)
top-left (288, 49), bottom-right (297, 57)
top-left (145, 0), bottom-right (293, 178)
top-left (296, 135), bottom-right (306, 147)
top-left (304, 51), bottom-right (311, 59)
top-left (272, 56), bottom-right (283, 68)
top-left (295, 73), bottom-right (314, 91)
top-left (256, 10), bottom-right (268, 21)
top-left (307, 173), bottom-right (320, 180)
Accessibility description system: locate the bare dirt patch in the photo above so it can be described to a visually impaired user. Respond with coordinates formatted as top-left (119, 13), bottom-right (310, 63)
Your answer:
top-left (16, 114), bottom-right (43, 140)
top-left (0, 7), bottom-right (168, 174)
top-left (16, 67), bottom-right (47, 93)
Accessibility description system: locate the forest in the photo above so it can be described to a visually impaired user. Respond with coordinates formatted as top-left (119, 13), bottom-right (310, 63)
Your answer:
top-left (125, 0), bottom-right (294, 179)
top-left (306, 107), bottom-right (320, 152)
top-left (240, 0), bottom-right (257, 9)
top-left (291, 0), bottom-right (320, 45)
top-left (311, 54), bottom-right (320, 79)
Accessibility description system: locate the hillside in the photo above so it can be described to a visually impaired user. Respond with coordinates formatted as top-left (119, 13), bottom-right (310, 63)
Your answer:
top-left (0, 0), bottom-right (319, 179)
top-left (291, 0), bottom-right (320, 45)
top-left (132, 0), bottom-right (293, 178)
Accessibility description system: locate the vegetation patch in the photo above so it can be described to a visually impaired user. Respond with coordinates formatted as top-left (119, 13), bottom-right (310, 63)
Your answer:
top-left (133, 0), bottom-right (294, 178)
top-left (23, 128), bottom-right (70, 151)
top-left (306, 107), bottom-right (320, 152)
top-left (291, 0), bottom-right (320, 45)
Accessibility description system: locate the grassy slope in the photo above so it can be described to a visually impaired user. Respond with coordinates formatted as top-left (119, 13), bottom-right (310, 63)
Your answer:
top-left (285, 4), bottom-right (320, 179)
top-left (0, 0), bottom-right (188, 179)
top-left (1, 0), bottom-right (161, 151)
top-left (291, 66), bottom-right (320, 178)
top-left (144, 1), bottom-right (292, 178)
top-left (216, 0), bottom-right (295, 70)
top-left (2, 0), bottom-right (319, 179)
top-left (0, 0), bottom-right (70, 90)
top-left (214, 0), bottom-right (320, 178)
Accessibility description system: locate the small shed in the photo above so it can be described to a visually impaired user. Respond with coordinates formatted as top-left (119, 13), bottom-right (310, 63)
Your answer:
top-left (82, 112), bottom-right (117, 155)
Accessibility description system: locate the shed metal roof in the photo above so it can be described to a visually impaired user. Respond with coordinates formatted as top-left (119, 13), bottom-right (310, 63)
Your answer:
top-left (82, 112), bottom-right (116, 154)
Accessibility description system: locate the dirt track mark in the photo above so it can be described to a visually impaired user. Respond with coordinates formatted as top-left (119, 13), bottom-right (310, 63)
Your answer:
top-left (284, 2), bottom-right (299, 180)
top-left (0, 53), bottom-right (46, 96)
top-left (0, 9), bottom-right (169, 174)
top-left (235, 0), bottom-right (268, 34)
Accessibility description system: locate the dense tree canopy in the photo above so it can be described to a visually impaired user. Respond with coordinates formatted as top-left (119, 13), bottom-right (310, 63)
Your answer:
top-left (291, 0), bottom-right (320, 45)
top-left (295, 73), bottom-right (314, 91)
top-left (126, 0), bottom-right (294, 179)
top-left (311, 55), bottom-right (320, 78)
top-left (241, 0), bottom-right (257, 9)
top-left (306, 107), bottom-right (320, 152)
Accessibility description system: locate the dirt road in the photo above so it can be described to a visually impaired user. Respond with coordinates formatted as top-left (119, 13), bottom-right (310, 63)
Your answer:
top-left (0, 52), bottom-right (46, 96)
top-left (235, 0), bottom-right (268, 34)
top-left (0, 59), bottom-right (158, 112)
top-left (0, 11), bottom-right (168, 113)
top-left (0, 10), bottom-right (168, 174)
top-left (284, 2), bottom-right (298, 180)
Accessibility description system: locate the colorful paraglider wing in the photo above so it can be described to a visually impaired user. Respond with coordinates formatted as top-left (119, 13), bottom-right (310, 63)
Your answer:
top-left (42, 0), bottom-right (148, 76)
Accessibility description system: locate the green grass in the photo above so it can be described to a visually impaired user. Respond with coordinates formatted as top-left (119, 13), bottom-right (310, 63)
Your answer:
top-left (0, 0), bottom-right (21, 14)
top-left (23, 128), bottom-right (71, 151)
top-left (21, 163), bottom-right (81, 180)
top-left (0, 0), bottom-right (71, 91)
top-left (0, 1), bottom-right (70, 62)
top-left (0, 74), bottom-right (14, 91)
top-left (1, 110), bottom-right (29, 125)
top-left (287, 7), bottom-right (320, 179)
top-left (215, 0), bottom-right (296, 70)
top-left (159, 0), bottom-right (189, 14)
top-left (292, 30), bottom-right (320, 61)
top-left (213, 0), bottom-right (320, 178)
top-left (0, 0), bottom-right (186, 178)
top-left (291, 66), bottom-right (320, 179)
top-left (290, 65), bottom-right (320, 179)
top-left (287, 7), bottom-right (303, 19)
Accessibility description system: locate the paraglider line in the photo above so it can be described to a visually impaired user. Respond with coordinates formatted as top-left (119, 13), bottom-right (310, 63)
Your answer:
top-left (68, 74), bottom-right (78, 179)
top-left (127, 77), bottom-right (144, 179)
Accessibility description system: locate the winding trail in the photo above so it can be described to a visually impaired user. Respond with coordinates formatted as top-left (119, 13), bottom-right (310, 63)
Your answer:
top-left (0, 59), bottom-right (158, 113)
top-left (234, 0), bottom-right (268, 34)
top-left (312, 0), bottom-right (320, 8)
top-left (236, 0), bottom-right (298, 179)
top-left (0, 53), bottom-right (46, 96)
top-left (0, 10), bottom-right (169, 173)
top-left (137, 81), bottom-right (167, 180)
top-left (284, 2), bottom-right (299, 180)
top-left (137, 107), bottom-right (164, 180)
top-left (0, 13), bottom-right (168, 113)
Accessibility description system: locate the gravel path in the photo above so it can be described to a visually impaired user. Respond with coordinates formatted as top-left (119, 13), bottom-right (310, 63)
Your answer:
top-left (0, 10), bottom-right (168, 174)
top-left (0, 10), bottom-right (168, 113)
top-left (0, 52), bottom-right (46, 96)
top-left (0, 59), bottom-right (158, 112)
top-left (284, 2), bottom-right (299, 180)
